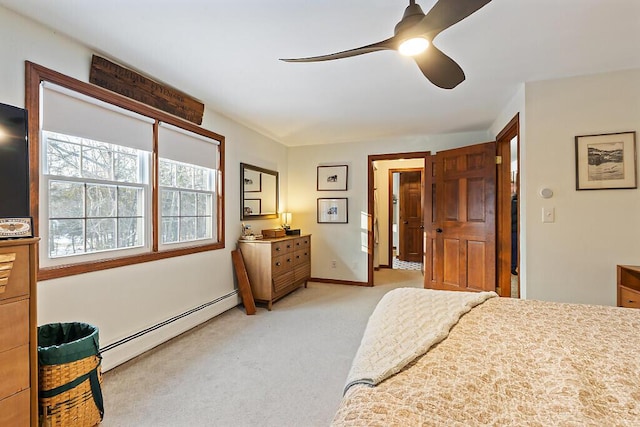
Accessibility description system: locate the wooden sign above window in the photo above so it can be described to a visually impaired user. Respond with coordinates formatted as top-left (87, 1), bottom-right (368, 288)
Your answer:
top-left (89, 55), bottom-right (205, 125)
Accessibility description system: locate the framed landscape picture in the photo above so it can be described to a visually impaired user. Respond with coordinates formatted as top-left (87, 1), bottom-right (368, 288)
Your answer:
top-left (317, 165), bottom-right (348, 191)
top-left (575, 131), bottom-right (637, 190)
top-left (317, 198), bottom-right (348, 223)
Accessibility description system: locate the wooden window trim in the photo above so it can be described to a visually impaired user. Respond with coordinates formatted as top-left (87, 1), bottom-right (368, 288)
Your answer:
top-left (25, 61), bottom-right (225, 281)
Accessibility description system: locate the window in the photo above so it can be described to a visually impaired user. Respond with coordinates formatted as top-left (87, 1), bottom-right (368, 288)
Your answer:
top-left (157, 122), bottom-right (219, 249)
top-left (27, 63), bottom-right (225, 279)
top-left (159, 159), bottom-right (215, 244)
top-left (43, 132), bottom-right (149, 258)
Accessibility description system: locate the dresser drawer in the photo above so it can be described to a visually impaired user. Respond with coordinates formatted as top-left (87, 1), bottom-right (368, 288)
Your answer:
top-left (272, 240), bottom-right (293, 256)
top-left (293, 236), bottom-right (310, 251)
top-left (620, 286), bottom-right (640, 309)
top-left (273, 271), bottom-right (295, 294)
top-left (0, 388), bottom-right (30, 427)
top-left (0, 300), bottom-right (29, 352)
top-left (294, 264), bottom-right (311, 282)
top-left (272, 254), bottom-right (293, 276)
top-left (0, 245), bottom-right (29, 301)
top-left (0, 345), bottom-right (29, 400)
top-left (292, 249), bottom-right (310, 267)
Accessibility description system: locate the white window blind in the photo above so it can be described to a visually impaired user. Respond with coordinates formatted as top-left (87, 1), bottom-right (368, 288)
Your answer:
top-left (40, 82), bottom-right (154, 265)
top-left (41, 82), bottom-right (154, 152)
top-left (158, 122), bottom-right (218, 169)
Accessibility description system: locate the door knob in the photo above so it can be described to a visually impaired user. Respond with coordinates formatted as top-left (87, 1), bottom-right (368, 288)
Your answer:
top-left (436, 228), bottom-right (443, 233)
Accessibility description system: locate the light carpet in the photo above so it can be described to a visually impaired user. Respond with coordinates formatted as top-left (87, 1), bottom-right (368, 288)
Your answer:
top-left (100, 269), bottom-right (423, 427)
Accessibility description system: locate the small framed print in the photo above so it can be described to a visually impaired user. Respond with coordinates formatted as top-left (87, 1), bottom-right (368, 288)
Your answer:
top-left (243, 199), bottom-right (261, 216)
top-left (317, 165), bottom-right (348, 191)
top-left (243, 168), bottom-right (262, 193)
top-left (0, 217), bottom-right (33, 239)
top-left (575, 131), bottom-right (637, 190)
top-left (317, 198), bottom-right (348, 224)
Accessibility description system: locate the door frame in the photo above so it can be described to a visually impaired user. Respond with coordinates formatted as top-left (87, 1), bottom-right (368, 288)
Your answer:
top-left (496, 114), bottom-right (520, 297)
top-left (388, 168), bottom-right (424, 266)
top-left (367, 151), bottom-right (430, 286)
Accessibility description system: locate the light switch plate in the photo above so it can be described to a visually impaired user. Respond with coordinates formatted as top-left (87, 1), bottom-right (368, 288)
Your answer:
top-left (542, 207), bottom-right (555, 223)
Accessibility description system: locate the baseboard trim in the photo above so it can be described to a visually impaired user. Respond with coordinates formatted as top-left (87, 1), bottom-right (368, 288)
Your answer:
top-left (309, 277), bottom-right (370, 287)
top-left (100, 290), bottom-right (240, 371)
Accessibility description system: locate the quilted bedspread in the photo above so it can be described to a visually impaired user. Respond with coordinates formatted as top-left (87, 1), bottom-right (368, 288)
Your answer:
top-left (332, 294), bottom-right (640, 426)
top-left (344, 288), bottom-right (497, 393)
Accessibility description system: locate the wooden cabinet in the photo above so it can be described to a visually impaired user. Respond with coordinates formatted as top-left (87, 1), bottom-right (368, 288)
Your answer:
top-left (238, 235), bottom-right (311, 310)
top-left (0, 238), bottom-right (38, 426)
top-left (617, 265), bottom-right (640, 308)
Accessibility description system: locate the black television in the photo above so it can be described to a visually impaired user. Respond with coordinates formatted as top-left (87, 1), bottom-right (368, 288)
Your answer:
top-left (0, 102), bottom-right (30, 217)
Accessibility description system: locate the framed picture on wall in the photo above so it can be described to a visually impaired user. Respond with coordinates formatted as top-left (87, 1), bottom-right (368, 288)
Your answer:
top-left (243, 168), bottom-right (262, 192)
top-left (575, 131), bottom-right (637, 190)
top-left (317, 198), bottom-right (348, 223)
top-left (317, 165), bottom-right (348, 191)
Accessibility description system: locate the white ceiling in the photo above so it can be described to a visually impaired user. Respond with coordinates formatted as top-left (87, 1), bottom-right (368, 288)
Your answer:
top-left (2, 0), bottom-right (639, 146)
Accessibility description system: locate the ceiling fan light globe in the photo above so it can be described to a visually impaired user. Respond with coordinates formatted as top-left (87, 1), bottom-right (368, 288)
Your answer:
top-left (398, 38), bottom-right (429, 56)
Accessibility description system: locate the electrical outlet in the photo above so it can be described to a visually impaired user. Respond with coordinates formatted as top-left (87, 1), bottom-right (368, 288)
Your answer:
top-left (331, 260), bottom-right (337, 268)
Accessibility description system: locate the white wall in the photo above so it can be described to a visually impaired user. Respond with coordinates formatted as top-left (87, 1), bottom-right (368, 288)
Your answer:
top-left (0, 7), bottom-right (286, 370)
top-left (522, 69), bottom-right (640, 305)
top-left (489, 85), bottom-right (525, 138)
top-left (288, 131), bottom-right (490, 284)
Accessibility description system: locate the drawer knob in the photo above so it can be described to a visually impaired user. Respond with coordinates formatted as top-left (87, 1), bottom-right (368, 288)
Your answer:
top-left (275, 262), bottom-right (281, 266)
top-left (276, 247), bottom-right (281, 251)
top-left (628, 300), bottom-right (636, 304)
top-left (287, 258), bottom-right (292, 263)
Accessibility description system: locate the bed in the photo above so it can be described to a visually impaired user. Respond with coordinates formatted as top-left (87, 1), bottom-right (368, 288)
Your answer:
top-left (332, 288), bottom-right (640, 426)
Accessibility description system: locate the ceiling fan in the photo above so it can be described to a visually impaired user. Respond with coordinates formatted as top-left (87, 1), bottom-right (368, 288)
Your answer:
top-left (280, 0), bottom-right (492, 89)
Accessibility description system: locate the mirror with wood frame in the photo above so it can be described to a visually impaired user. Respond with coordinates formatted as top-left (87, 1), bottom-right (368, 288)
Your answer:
top-left (240, 163), bottom-right (279, 220)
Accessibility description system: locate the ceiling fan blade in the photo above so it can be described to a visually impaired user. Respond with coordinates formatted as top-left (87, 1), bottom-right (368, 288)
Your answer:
top-left (413, 45), bottom-right (465, 89)
top-left (280, 38), bottom-right (397, 63)
top-left (417, 0), bottom-right (492, 39)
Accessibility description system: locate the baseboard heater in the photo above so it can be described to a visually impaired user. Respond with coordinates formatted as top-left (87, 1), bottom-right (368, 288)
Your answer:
top-left (100, 290), bottom-right (238, 353)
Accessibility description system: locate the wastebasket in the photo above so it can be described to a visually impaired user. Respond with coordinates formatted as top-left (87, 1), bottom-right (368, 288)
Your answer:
top-left (37, 322), bottom-right (104, 427)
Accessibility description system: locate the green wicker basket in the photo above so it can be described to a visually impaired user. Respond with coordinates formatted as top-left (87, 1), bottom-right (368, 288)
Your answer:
top-left (38, 322), bottom-right (104, 427)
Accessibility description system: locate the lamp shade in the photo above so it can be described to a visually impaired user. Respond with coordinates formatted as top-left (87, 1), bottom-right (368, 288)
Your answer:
top-left (281, 212), bottom-right (292, 226)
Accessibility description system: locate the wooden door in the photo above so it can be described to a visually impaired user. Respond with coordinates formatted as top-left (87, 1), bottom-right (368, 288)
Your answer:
top-left (425, 142), bottom-right (496, 292)
top-left (399, 171), bottom-right (423, 262)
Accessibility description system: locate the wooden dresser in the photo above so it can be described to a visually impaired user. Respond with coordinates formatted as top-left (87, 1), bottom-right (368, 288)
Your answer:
top-left (0, 238), bottom-right (38, 426)
top-left (238, 235), bottom-right (311, 310)
top-left (617, 265), bottom-right (640, 309)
